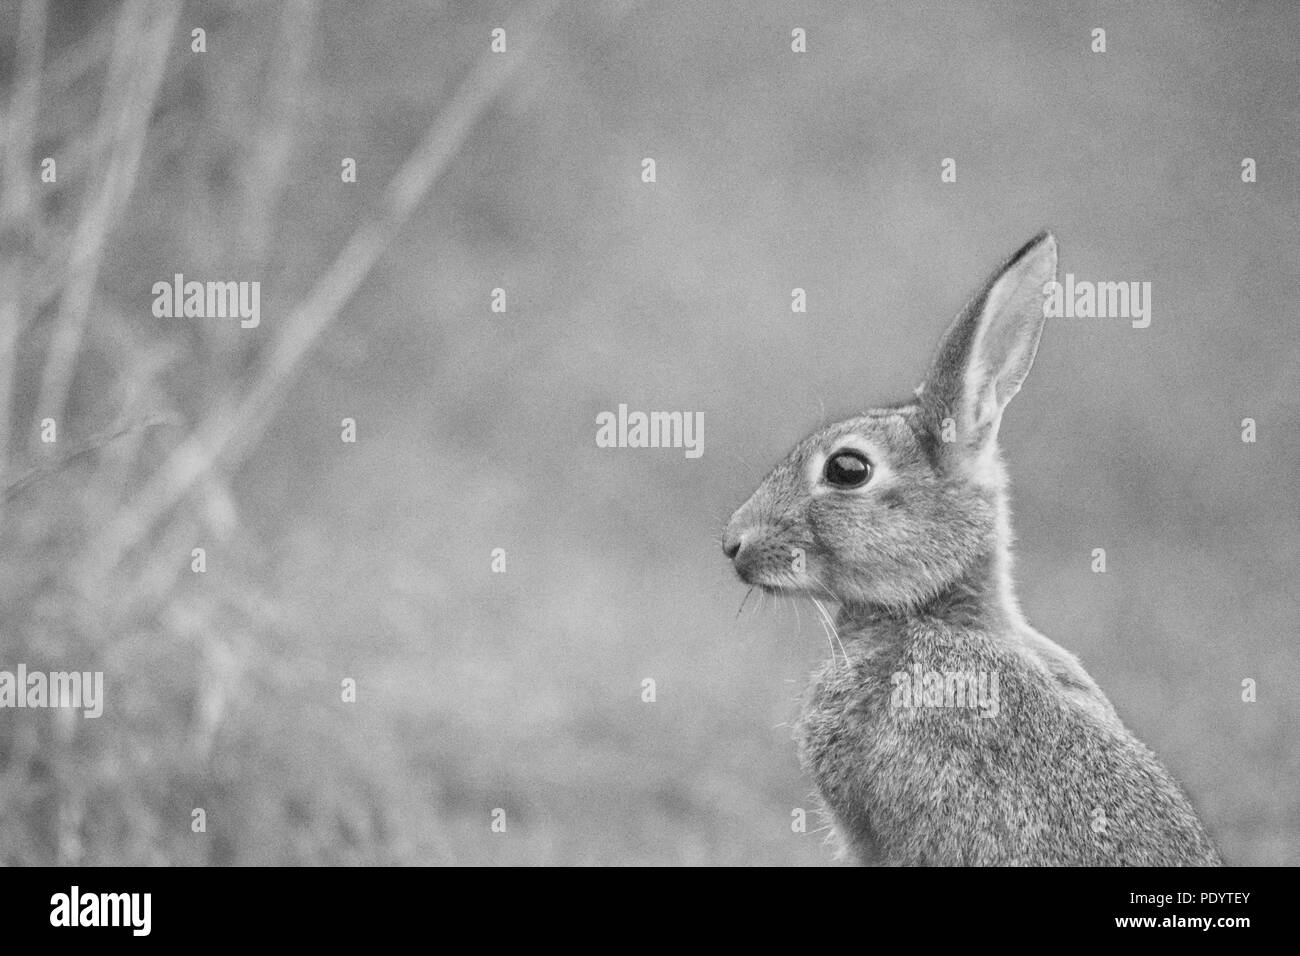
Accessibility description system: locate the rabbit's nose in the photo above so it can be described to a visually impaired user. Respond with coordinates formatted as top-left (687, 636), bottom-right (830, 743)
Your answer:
top-left (722, 530), bottom-right (746, 560)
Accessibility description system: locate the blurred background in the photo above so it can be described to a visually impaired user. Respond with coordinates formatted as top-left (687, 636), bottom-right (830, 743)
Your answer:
top-left (0, 0), bottom-right (1296, 865)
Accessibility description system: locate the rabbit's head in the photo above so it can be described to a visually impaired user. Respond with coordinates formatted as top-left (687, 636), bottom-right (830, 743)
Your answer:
top-left (723, 232), bottom-right (1057, 612)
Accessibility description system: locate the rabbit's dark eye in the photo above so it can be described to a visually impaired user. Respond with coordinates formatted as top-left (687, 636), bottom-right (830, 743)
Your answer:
top-left (824, 450), bottom-right (872, 488)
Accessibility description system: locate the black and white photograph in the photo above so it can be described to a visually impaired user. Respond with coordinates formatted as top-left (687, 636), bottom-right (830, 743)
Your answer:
top-left (0, 0), bottom-right (1294, 912)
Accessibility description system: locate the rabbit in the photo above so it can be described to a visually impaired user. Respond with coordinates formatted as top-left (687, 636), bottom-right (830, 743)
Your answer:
top-left (722, 232), bottom-right (1222, 866)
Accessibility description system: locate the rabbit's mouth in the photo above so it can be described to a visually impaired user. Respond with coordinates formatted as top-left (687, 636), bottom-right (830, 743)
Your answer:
top-left (734, 561), bottom-right (817, 597)
top-left (736, 557), bottom-right (848, 607)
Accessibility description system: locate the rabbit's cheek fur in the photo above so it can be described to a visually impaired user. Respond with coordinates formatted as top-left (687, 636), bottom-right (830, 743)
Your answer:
top-left (806, 477), bottom-right (998, 609)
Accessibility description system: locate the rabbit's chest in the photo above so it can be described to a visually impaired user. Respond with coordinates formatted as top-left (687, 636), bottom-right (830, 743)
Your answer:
top-left (793, 646), bottom-right (897, 861)
top-left (794, 630), bottom-right (1002, 863)
top-left (797, 649), bottom-right (893, 769)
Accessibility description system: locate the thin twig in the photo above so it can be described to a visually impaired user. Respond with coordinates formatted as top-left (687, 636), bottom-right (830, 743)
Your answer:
top-left (34, 0), bottom-right (178, 434)
top-left (0, 0), bottom-right (48, 478)
top-left (236, 0), bottom-right (316, 270)
top-left (1, 0), bottom-right (48, 223)
top-left (2, 413), bottom-right (176, 503)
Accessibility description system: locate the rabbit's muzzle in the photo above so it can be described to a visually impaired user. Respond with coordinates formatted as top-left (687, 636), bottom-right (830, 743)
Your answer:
top-left (723, 525), bottom-right (789, 589)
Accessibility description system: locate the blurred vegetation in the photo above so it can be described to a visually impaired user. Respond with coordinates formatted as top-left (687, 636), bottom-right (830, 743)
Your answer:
top-left (0, 0), bottom-right (1296, 865)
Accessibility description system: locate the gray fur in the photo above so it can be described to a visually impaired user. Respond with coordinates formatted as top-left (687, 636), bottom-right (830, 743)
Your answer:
top-left (723, 233), bottom-right (1222, 866)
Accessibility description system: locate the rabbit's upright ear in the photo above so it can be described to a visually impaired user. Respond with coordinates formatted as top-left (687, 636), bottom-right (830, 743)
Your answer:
top-left (918, 232), bottom-right (1056, 471)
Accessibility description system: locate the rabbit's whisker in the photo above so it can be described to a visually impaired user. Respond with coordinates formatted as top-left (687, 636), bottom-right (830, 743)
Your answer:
top-left (811, 595), bottom-right (850, 667)
top-left (736, 586), bottom-right (754, 618)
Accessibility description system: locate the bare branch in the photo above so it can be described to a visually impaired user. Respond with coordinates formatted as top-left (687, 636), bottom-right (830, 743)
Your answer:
top-left (33, 0), bottom-right (179, 433)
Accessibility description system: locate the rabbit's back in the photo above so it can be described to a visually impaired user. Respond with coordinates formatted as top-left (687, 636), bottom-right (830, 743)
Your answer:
top-left (795, 618), bottom-right (1222, 866)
